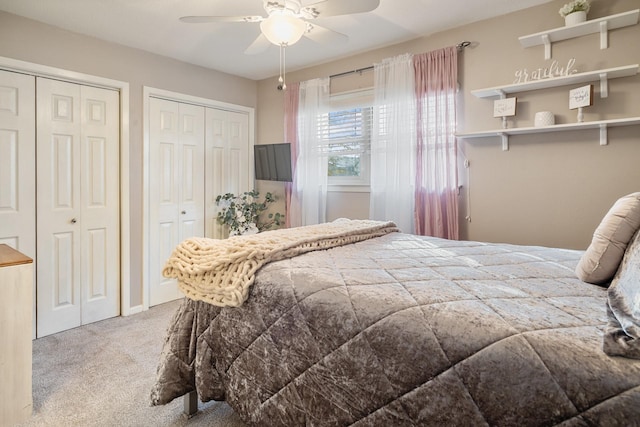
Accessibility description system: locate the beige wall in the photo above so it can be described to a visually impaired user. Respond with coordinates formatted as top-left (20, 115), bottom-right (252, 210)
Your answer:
top-left (256, 0), bottom-right (640, 250)
top-left (0, 11), bottom-right (258, 308)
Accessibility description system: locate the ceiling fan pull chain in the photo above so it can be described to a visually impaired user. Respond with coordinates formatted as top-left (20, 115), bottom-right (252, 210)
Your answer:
top-left (279, 43), bottom-right (284, 85)
top-left (282, 44), bottom-right (287, 90)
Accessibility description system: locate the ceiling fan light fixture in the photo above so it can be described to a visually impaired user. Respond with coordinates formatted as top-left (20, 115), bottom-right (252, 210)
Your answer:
top-left (260, 13), bottom-right (306, 46)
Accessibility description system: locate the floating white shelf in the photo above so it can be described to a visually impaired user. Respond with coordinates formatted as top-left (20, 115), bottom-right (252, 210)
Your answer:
top-left (456, 117), bottom-right (640, 151)
top-left (470, 64), bottom-right (639, 99)
top-left (519, 9), bottom-right (639, 60)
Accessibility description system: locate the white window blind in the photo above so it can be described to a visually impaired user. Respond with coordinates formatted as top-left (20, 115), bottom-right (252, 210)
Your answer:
top-left (318, 89), bottom-right (373, 186)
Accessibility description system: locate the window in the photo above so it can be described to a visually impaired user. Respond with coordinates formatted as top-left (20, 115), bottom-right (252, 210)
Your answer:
top-left (318, 91), bottom-right (373, 187)
top-left (416, 91), bottom-right (457, 192)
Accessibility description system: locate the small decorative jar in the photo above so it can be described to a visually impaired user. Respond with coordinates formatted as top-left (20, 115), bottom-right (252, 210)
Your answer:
top-left (535, 111), bottom-right (555, 127)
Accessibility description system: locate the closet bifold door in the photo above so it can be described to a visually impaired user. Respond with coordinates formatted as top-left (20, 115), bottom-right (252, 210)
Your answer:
top-left (0, 70), bottom-right (36, 337)
top-left (78, 85), bottom-right (120, 325)
top-left (148, 97), bottom-right (205, 306)
top-left (36, 78), bottom-right (120, 337)
top-left (204, 108), bottom-right (250, 239)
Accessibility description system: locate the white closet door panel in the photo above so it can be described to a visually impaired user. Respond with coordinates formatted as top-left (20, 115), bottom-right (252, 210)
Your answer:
top-left (149, 98), bottom-right (180, 305)
top-left (50, 232), bottom-right (75, 304)
top-left (153, 220), bottom-right (178, 303)
top-left (178, 103), bottom-right (205, 240)
top-left (36, 78), bottom-right (82, 337)
top-left (180, 218), bottom-right (197, 241)
top-left (149, 98), bottom-right (204, 306)
top-left (80, 85), bottom-right (119, 324)
top-left (204, 108), bottom-right (250, 239)
top-left (227, 111), bottom-right (250, 193)
top-left (228, 148), bottom-right (243, 195)
top-left (180, 141), bottom-right (201, 240)
top-left (208, 112), bottom-right (225, 147)
top-left (205, 108), bottom-right (227, 239)
top-left (86, 228), bottom-right (107, 299)
top-left (0, 70), bottom-right (35, 259)
top-left (206, 146), bottom-right (225, 239)
top-left (52, 135), bottom-right (76, 208)
top-left (182, 145), bottom-right (195, 202)
top-left (159, 142), bottom-right (177, 204)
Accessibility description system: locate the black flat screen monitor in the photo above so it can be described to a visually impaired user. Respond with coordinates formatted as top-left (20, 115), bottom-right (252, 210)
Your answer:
top-left (254, 143), bottom-right (293, 182)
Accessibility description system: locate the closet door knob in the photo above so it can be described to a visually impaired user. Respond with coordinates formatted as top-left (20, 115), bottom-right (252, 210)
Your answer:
top-left (181, 210), bottom-right (186, 215)
top-left (70, 218), bottom-right (77, 224)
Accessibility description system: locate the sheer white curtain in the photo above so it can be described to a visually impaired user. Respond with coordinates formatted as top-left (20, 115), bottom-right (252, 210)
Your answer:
top-left (289, 77), bottom-right (330, 227)
top-left (370, 53), bottom-right (417, 233)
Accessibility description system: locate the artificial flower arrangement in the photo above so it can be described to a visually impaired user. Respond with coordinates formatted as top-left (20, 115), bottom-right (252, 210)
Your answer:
top-left (559, 0), bottom-right (590, 17)
top-left (215, 190), bottom-right (284, 236)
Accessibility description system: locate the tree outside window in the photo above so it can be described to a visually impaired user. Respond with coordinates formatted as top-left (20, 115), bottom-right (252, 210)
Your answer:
top-left (319, 107), bottom-right (372, 186)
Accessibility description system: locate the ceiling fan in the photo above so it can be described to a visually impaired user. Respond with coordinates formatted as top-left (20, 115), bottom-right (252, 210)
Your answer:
top-left (179, 0), bottom-right (381, 55)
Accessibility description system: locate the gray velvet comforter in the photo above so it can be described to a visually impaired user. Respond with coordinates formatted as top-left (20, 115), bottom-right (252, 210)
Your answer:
top-left (151, 232), bottom-right (640, 426)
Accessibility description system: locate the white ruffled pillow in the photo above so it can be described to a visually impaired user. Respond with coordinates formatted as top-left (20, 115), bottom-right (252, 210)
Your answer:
top-left (576, 192), bottom-right (640, 285)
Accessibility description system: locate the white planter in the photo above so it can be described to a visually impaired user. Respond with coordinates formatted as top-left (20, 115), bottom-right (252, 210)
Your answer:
top-left (564, 11), bottom-right (587, 26)
top-left (534, 111), bottom-right (555, 127)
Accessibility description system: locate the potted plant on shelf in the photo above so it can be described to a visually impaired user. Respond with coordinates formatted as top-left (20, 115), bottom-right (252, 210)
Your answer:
top-left (559, 0), bottom-right (590, 26)
top-left (216, 190), bottom-right (284, 236)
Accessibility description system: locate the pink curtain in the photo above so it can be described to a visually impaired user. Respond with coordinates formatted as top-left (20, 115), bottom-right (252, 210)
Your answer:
top-left (413, 46), bottom-right (459, 239)
top-left (284, 83), bottom-right (300, 228)
top-left (284, 82), bottom-right (300, 228)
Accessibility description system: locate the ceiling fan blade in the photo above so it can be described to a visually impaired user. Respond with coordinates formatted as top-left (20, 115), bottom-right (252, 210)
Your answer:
top-left (179, 15), bottom-right (263, 24)
top-left (303, 23), bottom-right (348, 45)
top-left (244, 34), bottom-right (272, 55)
top-left (302, 0), bottom-right (380, 18)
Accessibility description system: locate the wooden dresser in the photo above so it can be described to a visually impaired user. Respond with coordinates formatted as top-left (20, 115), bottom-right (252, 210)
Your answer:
top-left (0, 244), bottom-right (33, 425)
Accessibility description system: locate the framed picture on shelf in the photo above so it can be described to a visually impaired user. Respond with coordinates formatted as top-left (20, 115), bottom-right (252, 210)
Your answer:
top-left (569, 84), bottom-right (593, 110)
top-left (493, 97), bottom-right (517, 117)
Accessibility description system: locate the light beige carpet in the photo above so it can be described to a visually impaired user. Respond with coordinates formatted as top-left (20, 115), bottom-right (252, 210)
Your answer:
top-left (18, 300), bottom-right (247, 427)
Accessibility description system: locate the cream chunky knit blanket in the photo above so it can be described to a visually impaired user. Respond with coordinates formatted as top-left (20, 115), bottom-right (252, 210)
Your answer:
top-left (162, 219), bottom-right (399, 307)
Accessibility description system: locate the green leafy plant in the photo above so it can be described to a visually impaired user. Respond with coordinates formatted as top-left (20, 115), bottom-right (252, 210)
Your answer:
top-left (559, 0), bottom-right (590, 17)
top-left (215, 190), bottom-right (284, 236)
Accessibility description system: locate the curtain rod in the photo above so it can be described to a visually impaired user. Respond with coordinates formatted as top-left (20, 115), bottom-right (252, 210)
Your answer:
top-left (330, 41), bottom-right (471, 79)
top-left (330, 66), bottom-right (374, 79)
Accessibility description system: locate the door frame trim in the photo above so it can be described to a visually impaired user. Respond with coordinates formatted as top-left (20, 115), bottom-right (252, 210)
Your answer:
top-left (0, 55), bottom-right (133, 316)
top-left (142, 86), bottom-right (255, 311)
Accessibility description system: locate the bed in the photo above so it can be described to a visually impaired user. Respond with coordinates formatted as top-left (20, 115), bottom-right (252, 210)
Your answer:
top-left (150, 198), bottom-right (640, 426)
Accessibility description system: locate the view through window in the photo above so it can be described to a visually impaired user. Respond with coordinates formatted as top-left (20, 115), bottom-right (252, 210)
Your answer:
top-left (318, 104), bottom-right (372, 186)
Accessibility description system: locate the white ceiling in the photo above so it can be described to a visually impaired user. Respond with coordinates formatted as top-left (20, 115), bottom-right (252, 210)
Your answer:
top-left (0, 0), bottom-right (554, 80)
